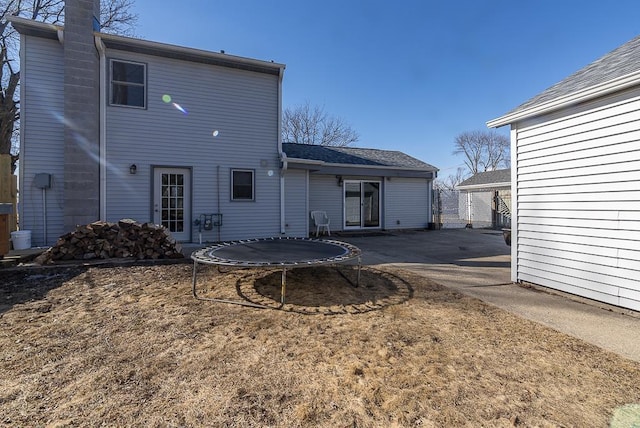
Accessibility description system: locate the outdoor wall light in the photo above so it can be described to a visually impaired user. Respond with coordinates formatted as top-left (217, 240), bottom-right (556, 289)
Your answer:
top-left (336, 175), bottom-right (343, 186)
top-left (129, 164), bottom-right (137, 175)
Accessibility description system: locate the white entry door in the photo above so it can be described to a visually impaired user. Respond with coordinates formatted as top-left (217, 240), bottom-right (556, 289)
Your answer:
top-left (153, 167), bottom-right (191, 241)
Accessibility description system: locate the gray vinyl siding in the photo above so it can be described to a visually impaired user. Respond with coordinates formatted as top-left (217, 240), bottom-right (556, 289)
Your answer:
top-left (514, 87), bottom-right (640, 311)
top-left (470, 191), bottom-right (493, 228)
top-left (104, 49), bottom-right (281, 242)
top-left (283, 169), bottom-right (308, 237)
top-left (384, 178), bottom-right (430, 229)
top-left (309, 174), bottom-right (344, 232)
top-left (20, 36), bottom-right (65, 246)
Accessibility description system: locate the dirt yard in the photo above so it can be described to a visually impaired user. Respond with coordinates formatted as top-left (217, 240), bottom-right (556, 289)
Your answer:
top-left (1, 261), bottom-right (639, 427)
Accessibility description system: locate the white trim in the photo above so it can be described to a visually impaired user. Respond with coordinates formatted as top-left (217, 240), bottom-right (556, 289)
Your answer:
top-left (98, 31), bottom-right (285, 71)
top-left (487, 69), bottom-right (640, 128)
top-left (456, 181), bottom-right (510, 191)
top-left (230, 169), bottom-right (255, 201)
top-left (343, 180), bottom-right (382, 230)
top-left (277, 67), bottom-right (285, 234)
top-left (510, 125), bottom-right (518, 283)
top-left (95, 36), bottom-right (107, 221)
top-left (109, 58), bottom-right (147, 109)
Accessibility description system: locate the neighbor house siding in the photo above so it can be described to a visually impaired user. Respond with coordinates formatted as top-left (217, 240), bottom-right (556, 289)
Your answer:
top-left (104, 49), bottom-right (281, 242)
top-left (384, 178), bottom-right (430, 229)
top-left (470, 191), bottom-right (493, 228)
top-left (20, 36), bottom-right (65, 246)
top-left (309, 175), bottom-right (344, 232)
top-left (513, 87), bottom-right (640, 311)
top-left (284, 169), bottom-right (308, 237)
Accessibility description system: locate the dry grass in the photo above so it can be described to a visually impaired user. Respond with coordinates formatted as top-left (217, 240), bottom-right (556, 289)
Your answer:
top-left (1, 262), bottom-right (639, 427)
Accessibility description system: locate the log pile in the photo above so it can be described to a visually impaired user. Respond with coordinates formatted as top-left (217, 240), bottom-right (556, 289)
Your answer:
top-left (35, 219), bottom-right (184, 264)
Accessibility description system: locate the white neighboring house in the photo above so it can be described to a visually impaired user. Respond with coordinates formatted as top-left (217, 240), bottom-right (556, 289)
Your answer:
top-left (456, 169), bottom-right (511, 229)
top-left (488, 34), bottom-right (640, 311)
top-left (11, 0), bottom-right (438, 247)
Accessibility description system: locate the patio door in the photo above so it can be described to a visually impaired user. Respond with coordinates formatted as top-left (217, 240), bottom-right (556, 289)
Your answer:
top-left (344, 180), bottom-right (381, 229)
top-left (153, 167), bottom-right (191, 241)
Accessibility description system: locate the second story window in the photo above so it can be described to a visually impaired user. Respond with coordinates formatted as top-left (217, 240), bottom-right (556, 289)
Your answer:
top-left (110, 60), bottom-right (146, 108)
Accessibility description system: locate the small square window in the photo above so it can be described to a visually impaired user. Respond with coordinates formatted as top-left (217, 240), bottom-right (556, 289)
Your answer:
top-left (231, 169), bottom-right (254, 201)
top-left (110, 60), bottom-right (146, 108)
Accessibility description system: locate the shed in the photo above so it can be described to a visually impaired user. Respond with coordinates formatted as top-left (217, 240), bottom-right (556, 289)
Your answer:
top-left (488, 34), bottom-right (640, 311)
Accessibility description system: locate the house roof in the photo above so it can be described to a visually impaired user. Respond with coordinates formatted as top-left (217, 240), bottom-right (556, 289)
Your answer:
top-left (283, 143), bottom-right (436, 169)
top-left (8, 16), bottom-right (285, 76)
top-left (488, 34), bottom-right (640, 127)
top-left (456, 169), bottom-right (511, 191)
top-left (282, 143), bottom-right (438, 178)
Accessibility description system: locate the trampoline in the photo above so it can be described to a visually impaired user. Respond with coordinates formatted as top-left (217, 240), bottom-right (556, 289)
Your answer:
top-left (191, 237), bottom-right (362, 308)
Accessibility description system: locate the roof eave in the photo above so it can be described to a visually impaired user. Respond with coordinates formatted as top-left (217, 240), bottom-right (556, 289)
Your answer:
top-left (487, 69), bottom-right (640, 128)
top-left (456, 181), bottom-right (510, 191)
top-left (285, 157), bottom-right (438, 173)
top-left (8, 16), bottom-right (285, 76)
top-left (98, 32), bottom-right (285, 75)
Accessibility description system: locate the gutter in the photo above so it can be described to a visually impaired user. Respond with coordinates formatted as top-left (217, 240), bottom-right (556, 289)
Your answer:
top-left (456, 181), bottom-right (511, 191)
top-left (487, 69), bottom-right (640, 128)
top-left (277, 66), bottom-right (286, 234)
top-left (95, 35), bottom-right (107, 221)
top-left (285, 157), bottom-right (438, 173)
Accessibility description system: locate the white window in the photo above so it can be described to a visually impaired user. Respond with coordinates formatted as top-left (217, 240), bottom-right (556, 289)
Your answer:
top-left (110, 60), bottom-right (146, 108)
top-left (231, 169), bottom-right (254, 201)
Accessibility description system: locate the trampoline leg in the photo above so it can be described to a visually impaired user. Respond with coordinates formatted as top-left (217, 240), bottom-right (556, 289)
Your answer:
top-left (192, 260), bottom-right (199, 298)
top-left (280, 267), bottom-right (287, 307)
top-left (357, 256), bottom-right (361, 286)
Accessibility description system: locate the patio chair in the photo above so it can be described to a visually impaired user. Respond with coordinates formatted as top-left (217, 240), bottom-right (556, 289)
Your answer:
top-left (310, 211), bottom-right (331, 237)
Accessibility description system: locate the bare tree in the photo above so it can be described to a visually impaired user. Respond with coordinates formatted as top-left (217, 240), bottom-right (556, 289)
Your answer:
top-left (0, 0), bottom-right (137, 172)
top-left (283, 101), bottom-right (359, 147)
top-left (434, 167), bottom-right (467, 191)
top-left (453, 130), bottom-right (510, 175)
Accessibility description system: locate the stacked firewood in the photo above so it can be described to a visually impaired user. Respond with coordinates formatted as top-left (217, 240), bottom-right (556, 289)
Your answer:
top-left (35, 219), bottom-right (184, 264)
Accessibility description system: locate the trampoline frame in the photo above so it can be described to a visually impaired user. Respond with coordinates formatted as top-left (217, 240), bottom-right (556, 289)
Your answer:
top-left (191, 237), bottom-right (362, 309)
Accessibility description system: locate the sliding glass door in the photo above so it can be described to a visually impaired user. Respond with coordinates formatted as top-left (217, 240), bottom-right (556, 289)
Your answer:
top-left (344, 180), bottom-right (380, 229)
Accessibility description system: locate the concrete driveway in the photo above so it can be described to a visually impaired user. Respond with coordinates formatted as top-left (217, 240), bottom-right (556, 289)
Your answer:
top-left (340, 228), bottom-right (640, 363)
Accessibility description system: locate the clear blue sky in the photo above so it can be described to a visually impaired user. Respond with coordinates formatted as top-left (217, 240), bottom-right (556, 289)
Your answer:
top-left (131, 0), bottom-right (640, 179)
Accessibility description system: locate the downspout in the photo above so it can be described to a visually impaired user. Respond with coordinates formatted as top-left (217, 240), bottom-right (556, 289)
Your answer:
top-left (277, 66), bottom-right (286, 234)
top-left (95, 35), bottom-right (107, 220)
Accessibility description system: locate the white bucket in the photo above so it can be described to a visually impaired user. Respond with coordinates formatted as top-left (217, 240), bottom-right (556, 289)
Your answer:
top-left (11, 230), bottom-right (31, 250)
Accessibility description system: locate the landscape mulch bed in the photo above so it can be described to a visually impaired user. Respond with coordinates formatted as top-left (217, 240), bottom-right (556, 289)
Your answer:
top-left (1, 262), bottom-right (639, 427)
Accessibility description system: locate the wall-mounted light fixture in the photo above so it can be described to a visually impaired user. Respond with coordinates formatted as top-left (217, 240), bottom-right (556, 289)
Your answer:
top-left (129, 164), bottom-right (137, 175)
top-left (336, 175), bottom-right (343, 186)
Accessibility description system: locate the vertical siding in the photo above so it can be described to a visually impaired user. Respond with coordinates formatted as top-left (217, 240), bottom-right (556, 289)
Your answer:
top-left (309, 174), bottom-right (344, 232)
top-left (20, 36), bottom-right (65, 246)
top-left (284, 169), bottom-right (308, 237)
top-left (515, 88), bottom-right (640, 311)
top-left (104, 49), bottom-right (281, 242)
top-left (384, 178), bottom-right (430, 229)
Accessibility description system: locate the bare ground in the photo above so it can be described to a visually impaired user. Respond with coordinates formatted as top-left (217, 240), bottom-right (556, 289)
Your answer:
top-left (1, 261), bottom-right (639, 427)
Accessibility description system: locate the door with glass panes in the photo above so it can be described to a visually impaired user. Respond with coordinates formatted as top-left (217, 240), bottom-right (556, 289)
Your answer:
top-left (344, 180), bottom-right (381, 229)
top-left (153, 167), bottom-right (191, 241)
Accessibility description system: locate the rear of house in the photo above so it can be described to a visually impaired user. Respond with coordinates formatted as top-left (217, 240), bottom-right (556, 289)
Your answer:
top-left (14, 0), bottom-right (439, 247)
top-left (488, 35), bottom-right (640, 311)
top-left (13, 3), bottom-right (285, 246)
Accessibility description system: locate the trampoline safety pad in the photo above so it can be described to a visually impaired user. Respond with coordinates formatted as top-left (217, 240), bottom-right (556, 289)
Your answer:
top-left (191, 237), bottom-right (362, 309)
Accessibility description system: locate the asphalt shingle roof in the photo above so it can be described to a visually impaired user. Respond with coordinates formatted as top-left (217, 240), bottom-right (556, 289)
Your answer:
top-left (282, 143), bottom-right (437, 171)
top-left (504, 34), bottom-right (640, 116)
top-left (457, 169), bottom-right (511, 188)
